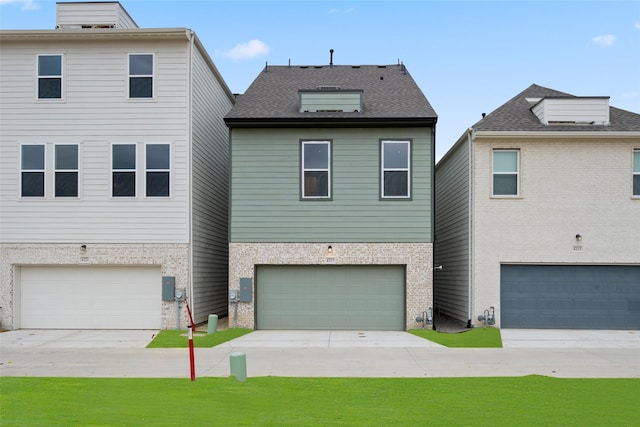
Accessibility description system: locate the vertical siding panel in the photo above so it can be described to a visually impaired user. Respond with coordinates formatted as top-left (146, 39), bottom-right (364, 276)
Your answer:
top-left (434, 136), bottom-right (471, 323)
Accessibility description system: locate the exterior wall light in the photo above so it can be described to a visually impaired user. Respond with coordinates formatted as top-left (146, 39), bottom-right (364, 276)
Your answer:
top-left (575, 234), bottom-right (582, 242)
top-left (80, 244), bottom-right (87, 251)
top-left (326, 245), bottom-right (334, 256)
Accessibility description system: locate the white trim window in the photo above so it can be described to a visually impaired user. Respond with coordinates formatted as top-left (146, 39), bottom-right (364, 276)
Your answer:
top-left (112, 144), bottom-right (136, 197)
top-left (37, 54), bottom-right (62, 99)
top-left (634, 149), bottom-right (640, 197)
top-left (128, 53), bottom-right (154, 99)
top-left (145, 143), bottom-right (170, 197)
top-left (54, 144), bottom-right (78, 197)
top-left (301, 140), bottom-right (331, 199)
top-left (20, 144), bottom-right (45, 197)
top-left (381, 140), bottom-right (410, 198)
top-left (492, 149), bottom-right (519, 196)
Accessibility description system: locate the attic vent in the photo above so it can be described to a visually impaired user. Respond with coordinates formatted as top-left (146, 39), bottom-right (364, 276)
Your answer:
top-left (299, 89), bottom-right (363, 113)
top-left (531, 97), bottom-right (610, 126)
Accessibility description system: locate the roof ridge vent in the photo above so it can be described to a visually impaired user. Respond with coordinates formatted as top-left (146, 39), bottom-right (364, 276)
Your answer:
top-left (316, 85), bottom-right (342, 91)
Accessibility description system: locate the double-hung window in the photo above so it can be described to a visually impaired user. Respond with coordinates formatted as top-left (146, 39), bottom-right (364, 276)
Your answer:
top-left (301, 141), bottom-right (331, 199)
top-left (492, 149), bottom-right (519, 196)
top-left (112, 144), bottom-right (136, 197)
top-left (145, 144), bottom-right (170, 197)
top-left (381, 140), bottom-right (410, 198)
top-left (129, 54), bottom-right (154, 98)
top-left (21, 144), bottom-right (45, 197)
top-left (37, 54), bottom-right (62, 99)
top-left (55, 144), bottom-right (78, 197)
top-left (634, 150), bottom-right (640, 197)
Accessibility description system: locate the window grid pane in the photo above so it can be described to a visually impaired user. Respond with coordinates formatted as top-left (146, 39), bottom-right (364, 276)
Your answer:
top-left (129, 54), bottom-right (153, 98)
top-left (38, 55), bottom-right (62, 99)
top-left (145, 144), bottom-right (170, 197)
top-left (634, 151), bottom-right (640, 196)
top-left (493, 150), bottom-right (519, 196)
top-left (21, 145), bottom-right (45, 197)
top-left (55, 145), bottom-right (78, 197)
top-left (113, 144), bottom-right (136, 197)
top-left (382, 141), bottom-right (410, 198)
top-left (302, 141), bottom-right (330, 198)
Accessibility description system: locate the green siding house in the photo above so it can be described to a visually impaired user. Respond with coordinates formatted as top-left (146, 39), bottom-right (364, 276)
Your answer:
top-left (225, 63), bottom-right (437, 330)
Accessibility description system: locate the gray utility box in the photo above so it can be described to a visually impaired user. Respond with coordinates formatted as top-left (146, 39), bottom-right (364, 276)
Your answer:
top-left (162, 276), bottom-right (175, 301)
top-left (239, 278), bottom-right (252, 302)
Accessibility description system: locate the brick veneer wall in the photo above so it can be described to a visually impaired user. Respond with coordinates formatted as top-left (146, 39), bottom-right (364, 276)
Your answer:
top-left (229, 242), bottom-right (433, 330)
top-left (0, 243), bottom-right (190, 330)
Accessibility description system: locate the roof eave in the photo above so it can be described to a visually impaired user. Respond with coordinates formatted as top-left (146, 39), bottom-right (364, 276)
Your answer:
top-left (473, 130), bottom-right (640, 139)
top-left (224, 117), bottom-right (437, 129)
top-left (0, 28), bottom-right (191, 42)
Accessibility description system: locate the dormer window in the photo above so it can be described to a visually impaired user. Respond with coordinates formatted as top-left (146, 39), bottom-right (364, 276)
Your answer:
top-left (299, 89), bottom-right (363, 113)
top-left (531, 97), bottom-right (610, 126)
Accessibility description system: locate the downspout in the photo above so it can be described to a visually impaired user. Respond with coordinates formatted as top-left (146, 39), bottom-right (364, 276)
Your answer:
top-left (467, 128), bottom-right (474, 328)
top-left (187, 30), bottom-right (195, 319)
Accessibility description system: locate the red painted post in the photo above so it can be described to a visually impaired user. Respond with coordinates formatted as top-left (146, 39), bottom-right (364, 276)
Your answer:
top-left (185, 299), bottom-right (196, 381)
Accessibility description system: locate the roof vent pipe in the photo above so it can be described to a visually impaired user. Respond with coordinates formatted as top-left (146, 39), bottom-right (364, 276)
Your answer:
top-left (330, 49), bottom-right (334, 67)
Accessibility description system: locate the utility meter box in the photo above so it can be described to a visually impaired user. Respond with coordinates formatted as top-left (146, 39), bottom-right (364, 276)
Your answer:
top-left (162, 276), bottom-right (175, 301)
top-left (229, 289), bottom-right (239, 302)
top-left (175, 288), bottom-right (186, 301)
top-left (239, 278), bottom-right (252, 302)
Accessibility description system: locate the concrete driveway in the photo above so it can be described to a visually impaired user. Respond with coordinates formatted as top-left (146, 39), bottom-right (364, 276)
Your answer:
top-left (1, 328), bottom-right (639, 378)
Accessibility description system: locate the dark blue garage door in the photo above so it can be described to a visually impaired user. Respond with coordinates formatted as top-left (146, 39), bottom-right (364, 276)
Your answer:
top-left (500, 265), bottom-right (640, 329)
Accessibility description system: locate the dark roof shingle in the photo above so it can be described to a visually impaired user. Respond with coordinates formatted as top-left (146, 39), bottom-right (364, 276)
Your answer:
top-left (225, 64), bottom-right (437, 126)
top-left (473, 83), bottom-right (640, 132)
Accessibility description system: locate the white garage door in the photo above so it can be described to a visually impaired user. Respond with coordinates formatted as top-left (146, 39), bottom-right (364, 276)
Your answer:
top-left (20, 266), bottom-right (162, 329)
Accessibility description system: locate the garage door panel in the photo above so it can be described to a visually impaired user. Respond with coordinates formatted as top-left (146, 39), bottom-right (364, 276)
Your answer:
top-left (20, 266), bottom-right (161, 329)
top-left (257, 265), bottom-right (405, 330)
top-left (501, 265), bottom-right (640, 330)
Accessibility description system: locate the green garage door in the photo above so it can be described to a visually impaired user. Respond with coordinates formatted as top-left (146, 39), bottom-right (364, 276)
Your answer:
top-left (501, 265), bottom-right (640, 329)
top-left (256, 265), bottom-right (405, 330)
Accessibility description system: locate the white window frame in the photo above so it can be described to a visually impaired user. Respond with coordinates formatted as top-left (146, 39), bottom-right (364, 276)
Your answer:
top-left (633, 149), bottom-right (640, 198)
top-left (54, 144), bottom-right (79, 198)
top-left (492, 149), bottom-right (520, 197)
top-left (301, 140), bottom-right (331, 199)
top-left (381, 140), bottom-right (411, 199)
top-left (144, 143), bottom-right (171, 198)
top-left (128, 53), bottom-right (155, 99)
top-left (20, 143), bottom-right (46, 198)
top-left (111, 143), bottom-right (137, 198)
top-left (37, 54), bottom-right (63, 101)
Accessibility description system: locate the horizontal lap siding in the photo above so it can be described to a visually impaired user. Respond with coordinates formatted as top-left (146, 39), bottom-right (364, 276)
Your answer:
top-left (230, 128), bottom-right (433, 243)
top-left (0, 39), bottom-right (190, 243)
top-left (190, 46), bottom-right (233, 322)
top-left (434, 138), bottom-right (470, 323)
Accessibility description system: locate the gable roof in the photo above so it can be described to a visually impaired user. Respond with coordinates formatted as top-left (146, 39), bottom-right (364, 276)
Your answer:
top-left (473, 83), bottom-right (640, 133)
top-left (224, 64), bottom-right (437, 128)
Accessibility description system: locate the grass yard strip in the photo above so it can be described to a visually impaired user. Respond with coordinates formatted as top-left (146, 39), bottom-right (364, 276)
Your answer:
top-left (146, 328), bottom-right (252, 348)
top-left (409, 326), bottom-right (503, 347)
top-left (3, 376), bottom-right (639, 426)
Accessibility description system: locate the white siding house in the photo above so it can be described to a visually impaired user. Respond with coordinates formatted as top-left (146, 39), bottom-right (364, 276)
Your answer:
top-left (434, 84), bottom-right (640, 330)
top-left (0, 2), bottom-right (235, 330)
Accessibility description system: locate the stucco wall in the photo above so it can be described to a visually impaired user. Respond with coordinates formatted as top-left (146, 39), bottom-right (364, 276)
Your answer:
top-left (229, 242), bottom-right (433, 330)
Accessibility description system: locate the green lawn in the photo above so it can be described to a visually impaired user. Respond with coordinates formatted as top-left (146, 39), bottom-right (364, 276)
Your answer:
top-left (410, 327), bottom-right (503, 348)
top-left (3, 376), bottom-right (638, 426)
top-left (146, 328), bottom-right (252, 348)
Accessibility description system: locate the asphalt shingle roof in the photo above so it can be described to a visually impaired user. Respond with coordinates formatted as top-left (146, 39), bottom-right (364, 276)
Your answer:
top-left (224, 64), bottom-right (437, 126)
top-left (473, 84), bottom-right (640, 132)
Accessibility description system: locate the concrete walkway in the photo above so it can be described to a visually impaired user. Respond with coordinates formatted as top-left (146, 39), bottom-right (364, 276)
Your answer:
top-left (1, 329), bottom-right (639, 379)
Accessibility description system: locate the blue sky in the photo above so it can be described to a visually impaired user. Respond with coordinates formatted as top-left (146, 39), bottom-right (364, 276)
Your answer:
top-left (2, 0), bottom-right (639, 160)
